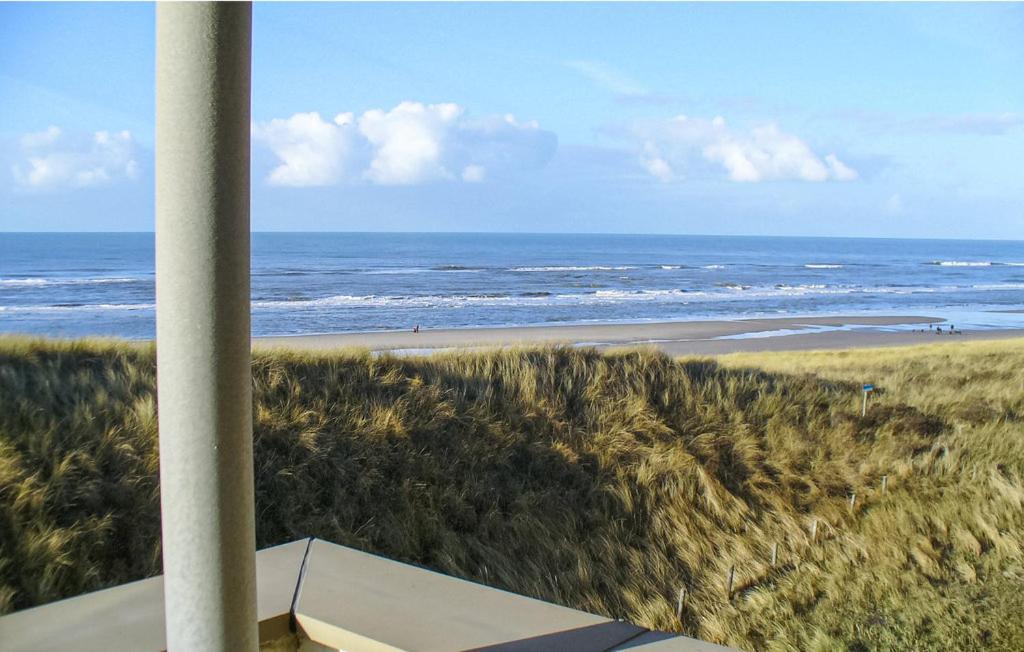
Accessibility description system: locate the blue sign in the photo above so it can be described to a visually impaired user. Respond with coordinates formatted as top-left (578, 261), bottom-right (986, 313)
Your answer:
top-left (863, 384), bottom-right (874, 392)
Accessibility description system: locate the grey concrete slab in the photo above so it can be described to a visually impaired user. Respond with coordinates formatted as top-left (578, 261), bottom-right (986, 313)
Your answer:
top-left (0, 539), bottom-right (309, 652)
top-left (0, 574), bottom-right (166, 652)
top-left (255, 539), bottom-right (313, 640)
top-left (0, 538), bottom-right (735, 652)
top-left (294, 539), bottom-right (646, 651)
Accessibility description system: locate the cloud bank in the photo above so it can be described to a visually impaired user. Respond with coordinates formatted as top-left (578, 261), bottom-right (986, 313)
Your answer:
top-left (11, 126), bottom-right (139, 190)
top-left (253, 102), bottom-right (557, 187)
top-left (827, 109), bottom-right (1024, 136)
top-left (630, 115), bottom-right (858, 183)
top-left (910, 112), bottom-right (1024, 135)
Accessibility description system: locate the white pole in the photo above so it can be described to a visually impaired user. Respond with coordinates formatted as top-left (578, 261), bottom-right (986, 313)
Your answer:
top-left (862, 390), bottom-right (867, 417)
top-left (156, 3), bottom-right (257, 650)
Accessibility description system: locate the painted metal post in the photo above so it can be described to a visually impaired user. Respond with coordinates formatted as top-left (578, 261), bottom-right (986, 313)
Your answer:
top-left (156, 3), bottom-right (257, 650)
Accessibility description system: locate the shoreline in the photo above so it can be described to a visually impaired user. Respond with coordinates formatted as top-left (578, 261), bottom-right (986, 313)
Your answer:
top-left (253, 314), bottom-right (1024, 356)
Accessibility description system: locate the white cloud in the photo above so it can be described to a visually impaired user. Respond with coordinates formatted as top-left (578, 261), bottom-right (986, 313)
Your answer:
top-left (11, 127), bottom-right (139, 190)
top-left (885, 193), bottom-right (905, 215)
top-left (826, 109), bottom-right (1024, 136)
top-left (450, 113), bottom-right (557, 176)
top-left (360, 102), bottom-right (462, 185)
top-left (639, 142), bottom-right (674, 182)
top-left (253, 102), bottom-right (556, 187)
top-left (642, 156), bottom-right (674, 183)
top-left (915, 112), bottom-right (1024, 135)
top-left (251, 112), bottom-right (365, 187)
top-left (825, 154), bottom-right (859, 181)
top-left (565, 60), bottom-right (648, 97)
top-left (20, 125), bottom-right (62, 149)
top-left (461, 165), bottom-right (486, 183)
top-left (630, 115), bottom-right (857, 183)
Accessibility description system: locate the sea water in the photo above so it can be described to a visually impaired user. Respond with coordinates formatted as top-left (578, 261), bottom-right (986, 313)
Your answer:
top-left (1, 232), bottom-right (1022, 338)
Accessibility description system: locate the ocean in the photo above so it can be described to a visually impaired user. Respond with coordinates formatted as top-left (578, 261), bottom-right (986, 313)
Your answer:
top-left (1, 233), bottom-right (1022, 339)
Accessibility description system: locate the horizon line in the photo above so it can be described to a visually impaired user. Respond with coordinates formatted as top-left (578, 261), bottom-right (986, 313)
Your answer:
top-left (1, 231), bottom-right (1022, 244)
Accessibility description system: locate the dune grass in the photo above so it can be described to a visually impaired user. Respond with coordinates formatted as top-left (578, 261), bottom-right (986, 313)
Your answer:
top-left (0, 336), bottom-right (1021, 650)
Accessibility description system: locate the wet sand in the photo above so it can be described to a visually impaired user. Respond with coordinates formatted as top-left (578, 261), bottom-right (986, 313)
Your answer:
top-left (254, 314), bottom-right (1023, 356)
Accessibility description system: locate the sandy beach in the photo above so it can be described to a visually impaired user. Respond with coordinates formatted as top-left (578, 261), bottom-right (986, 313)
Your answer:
top-left (254, 314), bottom-right (1024, 356)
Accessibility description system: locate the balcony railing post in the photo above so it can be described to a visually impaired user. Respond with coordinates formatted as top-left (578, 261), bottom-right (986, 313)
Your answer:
top-left (155, 3), bottom-right (257, 650)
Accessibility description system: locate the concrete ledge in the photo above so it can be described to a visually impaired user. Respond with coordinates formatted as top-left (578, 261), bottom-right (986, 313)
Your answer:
top-left (0, 538), bottom-right (735, 652)
top-left (294, 539), bottom-right (646, 651)
top-left (0, 539), bottom-right (308, 652)
top-left (0, 573), bottom-right (167, 651)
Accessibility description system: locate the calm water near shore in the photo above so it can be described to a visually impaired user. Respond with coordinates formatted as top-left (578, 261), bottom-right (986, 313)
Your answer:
top-left (1, 232), bottom-right (1022, 339)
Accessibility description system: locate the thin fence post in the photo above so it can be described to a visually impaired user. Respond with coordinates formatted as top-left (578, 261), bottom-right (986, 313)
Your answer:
top-left (810, 519), bottom-right (818, 543)
top-left (726, 565), bottom-right (736, 600)
top-left (881, 475), bottom-right (888, 493)
top-left (676, 587), bottom-right (687, 621)
top-left (849, 492), bottom-right (857, 511)
top-left (770, 542), bottom-right (778, 567)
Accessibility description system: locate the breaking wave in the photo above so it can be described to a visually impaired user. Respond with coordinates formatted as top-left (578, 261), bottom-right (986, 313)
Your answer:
top-left (510, 265), bottom-right (637, 272)
top-left (0, 302), bottom-right (154, 313)
top-left (0, 276), bottom-right (141, 287)
top-left (929, 260), bottom-right (992, 267)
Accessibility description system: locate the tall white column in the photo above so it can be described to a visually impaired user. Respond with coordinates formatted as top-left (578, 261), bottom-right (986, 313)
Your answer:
top-left (155, 3), bottom-right (257, 650)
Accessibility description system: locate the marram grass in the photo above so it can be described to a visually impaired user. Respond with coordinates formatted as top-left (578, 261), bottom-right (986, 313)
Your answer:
top-left (0, 336), bottom-right (1022, 650)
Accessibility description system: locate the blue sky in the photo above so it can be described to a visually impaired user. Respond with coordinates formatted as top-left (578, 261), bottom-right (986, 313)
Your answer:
top-left (1, 2), bottom-right (1022, 238)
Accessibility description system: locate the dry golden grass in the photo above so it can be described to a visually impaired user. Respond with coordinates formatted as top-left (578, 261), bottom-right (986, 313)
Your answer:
top-left (713, 339), bottom-right (1024, 650)
top-left (0, 336), bottom-right (1021, 650)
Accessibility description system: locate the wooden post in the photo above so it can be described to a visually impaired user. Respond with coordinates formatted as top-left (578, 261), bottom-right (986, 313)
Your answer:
top-left (770, 542), bottom-right (778, 567)
top-left (849, 492), bottom-right (857, 511)
top-left (726, 565), bottom-right (736, 599)
top-left (810, 519), bottom-right (818, 543)
top-left (881, 475), bottom-right (888, 493)
top-left (861, 383), bottom-right (874, 416)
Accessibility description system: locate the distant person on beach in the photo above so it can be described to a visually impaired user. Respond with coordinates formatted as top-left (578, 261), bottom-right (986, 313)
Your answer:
top-left (413, 324), bottom-right (420, 333)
